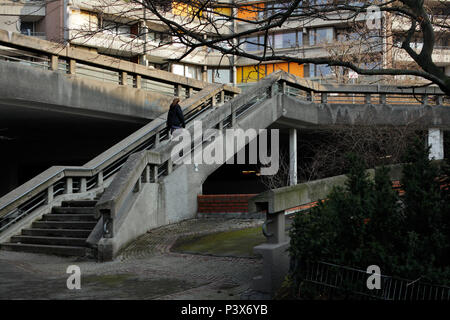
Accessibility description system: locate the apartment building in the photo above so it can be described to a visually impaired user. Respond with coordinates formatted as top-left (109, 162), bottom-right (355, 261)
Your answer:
top-left (0, 0), bottom-right (448, 86)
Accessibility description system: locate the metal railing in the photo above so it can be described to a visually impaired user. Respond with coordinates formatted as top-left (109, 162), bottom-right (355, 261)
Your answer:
top-left (297, 261), bottom-right (450, 300)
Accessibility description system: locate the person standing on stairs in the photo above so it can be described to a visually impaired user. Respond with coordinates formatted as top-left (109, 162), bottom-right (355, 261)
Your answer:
top-left (166, 97), bottom-right (186, 139)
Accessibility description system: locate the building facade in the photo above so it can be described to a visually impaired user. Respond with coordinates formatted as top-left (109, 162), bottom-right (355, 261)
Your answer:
top-left (0, 0), bottom-right (449, 87)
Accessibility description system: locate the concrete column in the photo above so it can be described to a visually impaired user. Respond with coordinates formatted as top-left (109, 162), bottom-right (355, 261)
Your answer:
top-left (321, 92), bottom-right (328, 104)
top-left (289, 128), bottom-right (297, 186)
top-left (266, 211), bottom-right (286, 244)
top-left (68, 59), bottom-right (76, 74)
top-left (379, 94), bottom-right (387, 104)
top-left (143, 165), bottom-right (150, 183)
top-left (188, 87), bottom-right (194, 98)
top-left (97, 171), bottom-right (103, 187)
top-left (167, 159), bottom-right (173, 175)
top-left (202, 65), bottom-right (207, 82)
top-left (152, 165), bottom-right (158, 183)
top-left (135, 75), bottom-right (142, 89)
top-left (176, 84), bottom-right (183, 97)
top-left (120, 71), bottom-right (127, 85)
top-left (365, 94), bottom-right (371, 104)
top-left (80, 178), bottom-right (87, 193)
top-left (154, 132), bottom-right (160, 147)
top-left (428, 128), bottom-right (444, 160)
top-left (220, 91), bottom-right (225, 104)
top-left (47, 185), bottom-right (54, 204)
top-left (65, 177), bottom-right (73, 194)
top-left (422, 94), bottom-right (429, 105)
top-left (50, 55), bottom-right (59, 71)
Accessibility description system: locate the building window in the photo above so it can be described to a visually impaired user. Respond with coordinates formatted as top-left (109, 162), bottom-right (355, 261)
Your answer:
top-left (102, 20), bottom-right (138, 37)
top-left (309, 27), bottom-right (334, 45)
top-left (172, 63), bottom-right (202, 80)
top-left (20, 21), bottom-right (35, 36)
top-left (208, 68), bottom-right (232, 84)
top-left (309, 64), bottom-right (332, 78)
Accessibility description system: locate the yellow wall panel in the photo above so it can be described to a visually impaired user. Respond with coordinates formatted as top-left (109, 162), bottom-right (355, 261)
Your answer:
top-left (214, 7), bottom-right (232, 16)
top-left (237, 3), bottom-right (264, 21)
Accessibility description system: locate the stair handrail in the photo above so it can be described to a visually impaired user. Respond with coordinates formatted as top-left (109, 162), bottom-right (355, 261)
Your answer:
top-left (0, 83), bottom-right (236, 232)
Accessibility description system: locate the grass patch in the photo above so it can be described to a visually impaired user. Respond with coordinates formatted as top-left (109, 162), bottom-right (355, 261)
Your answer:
top-left (171, 226), bottom-right (266, 258)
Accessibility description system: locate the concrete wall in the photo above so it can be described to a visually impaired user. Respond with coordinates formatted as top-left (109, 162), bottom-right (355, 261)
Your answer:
top-left (279, 94), bottom-right (450, 128)
top-left (97, 183), bottom-right (159, 260)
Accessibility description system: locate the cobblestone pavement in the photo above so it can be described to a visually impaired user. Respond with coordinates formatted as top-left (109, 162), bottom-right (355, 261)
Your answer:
top-left (0, 218), bottom-right (270, 300)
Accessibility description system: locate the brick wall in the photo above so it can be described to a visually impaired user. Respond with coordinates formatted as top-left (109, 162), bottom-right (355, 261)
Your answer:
top-left (197, 194), bottom-right (258, 218)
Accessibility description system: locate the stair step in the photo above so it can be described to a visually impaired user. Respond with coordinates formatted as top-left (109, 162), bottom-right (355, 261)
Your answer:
top-left (22, 228), bottom-right (91, 238)
top-left (0, 243), bottom-right (87, 257)
top-left (10, 235), bottom-right (87, 247)
top-left (32, 221), bottom-right (97, 230)
top-left (61, 200), bottom-right (97, 208)
top-left (52, 207), bottom-right (96, 215)
top-left (42, 214), bottom-right (97, 221)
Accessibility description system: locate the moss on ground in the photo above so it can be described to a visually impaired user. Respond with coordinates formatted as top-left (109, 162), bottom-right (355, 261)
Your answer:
top-left (171, 226), bottom-right (266, 258)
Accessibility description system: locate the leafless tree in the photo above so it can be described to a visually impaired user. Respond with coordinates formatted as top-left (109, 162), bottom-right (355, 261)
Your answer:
top-left (110, 0), bottom-right (449, 94)
top-left (13, 1), bottom-right (450, 94)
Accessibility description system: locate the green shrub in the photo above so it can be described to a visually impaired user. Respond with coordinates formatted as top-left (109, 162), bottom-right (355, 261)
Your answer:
top-left (289, 140), bottom-right (450, 298)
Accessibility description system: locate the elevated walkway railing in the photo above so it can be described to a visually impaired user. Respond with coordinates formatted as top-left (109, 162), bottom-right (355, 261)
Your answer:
top-left (0, 30), bottom-right (239, 98)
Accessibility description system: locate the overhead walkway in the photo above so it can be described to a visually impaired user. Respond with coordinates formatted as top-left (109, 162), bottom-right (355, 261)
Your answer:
top-left (0, 30), bottom-right (236, 123)
top-left (0, 69), bottom-right (448, 260)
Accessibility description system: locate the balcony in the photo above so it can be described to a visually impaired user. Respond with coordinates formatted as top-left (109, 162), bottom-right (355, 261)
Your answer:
top-left (20, 31), bottom-right (46, 40)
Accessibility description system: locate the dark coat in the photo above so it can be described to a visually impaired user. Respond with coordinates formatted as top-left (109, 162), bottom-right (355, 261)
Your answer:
top-left (166, 104), bottom-right (185, 129)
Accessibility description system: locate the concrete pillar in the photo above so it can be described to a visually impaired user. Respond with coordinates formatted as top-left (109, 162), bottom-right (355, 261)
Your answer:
top-left (428, 128), bottom-right (444, 160)
top-left (365, 94), bottom-right (371, 104)
top-left (68, 59), bottom-right (76, 74)
top-left (202, 65), bottom-right (207, 82)
top-left (266, 211), bottom-right (286, 244)
top-left (135, 75), bottom-right (142, 89)
top-left (289, 128), bottom-right (297, 186)
top-left (120, 71), bottom-right (127, 85)
top-left (321, 92), bottom-right (328, 104)
top-left (220, 91), bottom-right (225, 104)
top-left (143, 165), bottom-right (150, 183)
top-left (80, 178), bottom-right (87, 193)
top-left (379, 94), bottom-right (387, 104)
top-left (65, 177), bottom-right (73, 194)
top-left (167, 159), bottom-right (173, 175)
top-left (154, 132), bottom-right (160, 147)
top-left (97, 171), bottom-right (103, 187)
top-left (47, 185), bottom-right (54, 204)
top-left (188, 87), bottom-right (194, 98)
top-left (152, 165), bottom-right (158, 183)
top-left (176, 84), bottom-right (183, 97)
top-left (50, 55), bottom-right (59, 71)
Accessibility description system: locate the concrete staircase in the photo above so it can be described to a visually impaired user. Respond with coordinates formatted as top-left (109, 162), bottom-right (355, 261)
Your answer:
top-left (0, 200), bottom-right (98, 257)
